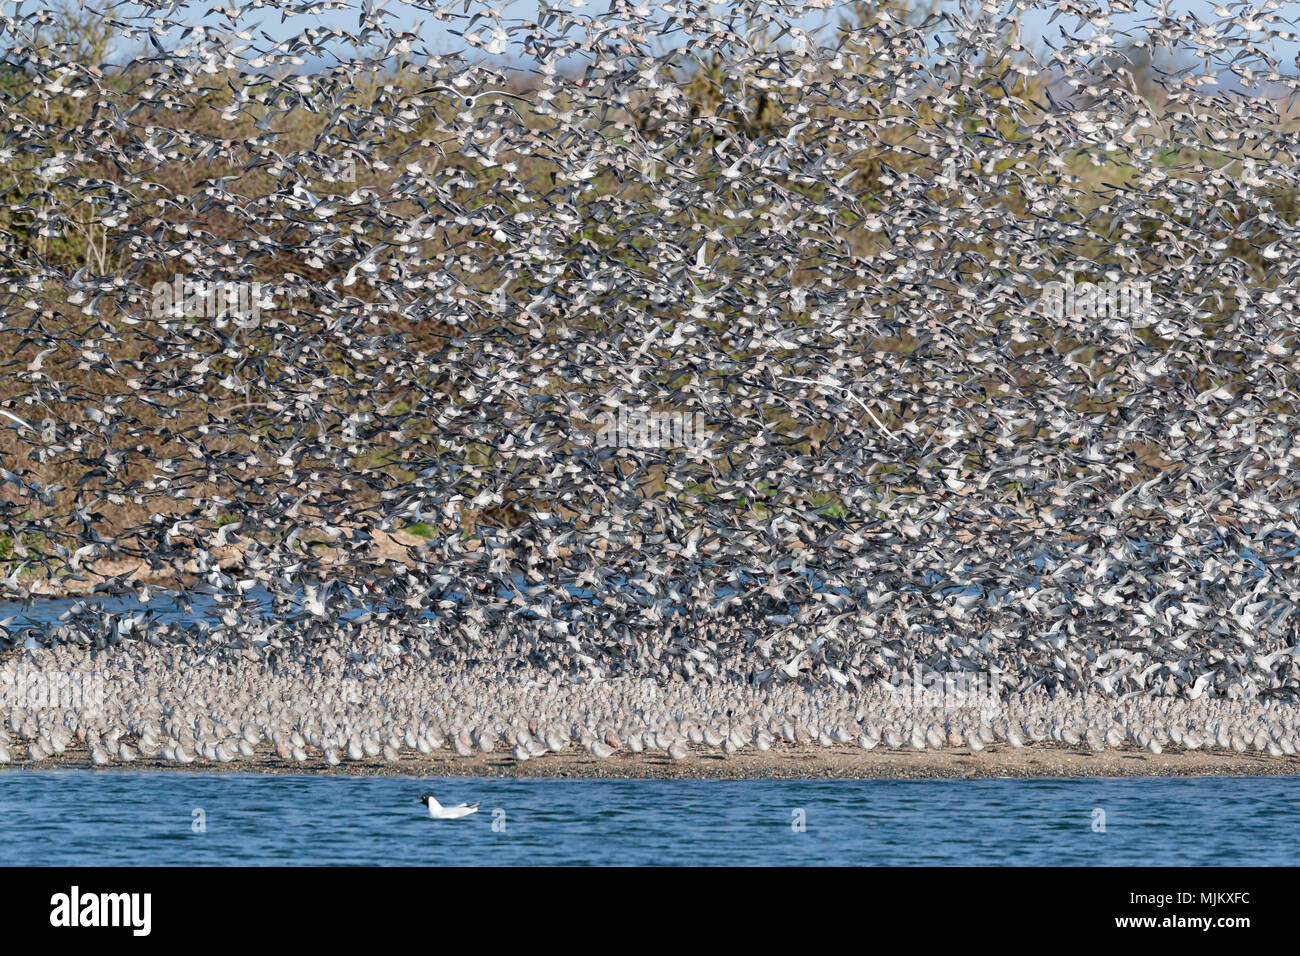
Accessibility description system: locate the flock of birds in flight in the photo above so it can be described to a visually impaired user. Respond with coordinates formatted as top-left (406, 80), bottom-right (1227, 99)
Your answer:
top-left (0, 0), bottom-right (1298, 768)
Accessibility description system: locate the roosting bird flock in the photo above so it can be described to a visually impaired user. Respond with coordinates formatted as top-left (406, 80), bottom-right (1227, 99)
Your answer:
top-left (0, 0), bottom-right (1299, 768)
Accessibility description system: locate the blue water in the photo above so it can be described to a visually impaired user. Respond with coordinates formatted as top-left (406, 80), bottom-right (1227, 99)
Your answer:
top-left (0, 771), bottom-right (1295, 865)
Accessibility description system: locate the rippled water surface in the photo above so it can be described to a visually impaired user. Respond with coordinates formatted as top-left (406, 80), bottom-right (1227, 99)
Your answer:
top-left (0, 771), bottom-right (1295, 865)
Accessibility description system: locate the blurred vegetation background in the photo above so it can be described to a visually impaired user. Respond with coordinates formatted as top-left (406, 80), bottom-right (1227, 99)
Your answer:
top-left (0, 0), bottom-right (1294, 588)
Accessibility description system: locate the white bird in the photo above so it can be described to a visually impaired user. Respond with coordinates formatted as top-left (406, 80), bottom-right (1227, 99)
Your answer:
top-left (0, 408), bottom-right (32, 431)
top-left (420, 794), bottom-right (479, 819)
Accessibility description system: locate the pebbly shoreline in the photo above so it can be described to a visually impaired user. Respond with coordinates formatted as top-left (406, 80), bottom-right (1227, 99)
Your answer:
top-left (3, 737), bottom-right (1298, 779)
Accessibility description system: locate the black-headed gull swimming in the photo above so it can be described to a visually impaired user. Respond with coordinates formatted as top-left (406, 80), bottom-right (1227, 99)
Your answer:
top-left (420, 794), bottom-right (479, 819)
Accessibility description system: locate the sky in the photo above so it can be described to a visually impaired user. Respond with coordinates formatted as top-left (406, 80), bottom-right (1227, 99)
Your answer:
top-left (29, 0), bottom-right (1300, 75)
top-left (225, 0), bottom-right (1300, 63)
